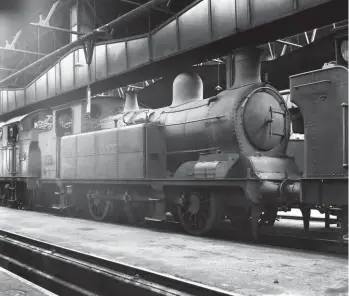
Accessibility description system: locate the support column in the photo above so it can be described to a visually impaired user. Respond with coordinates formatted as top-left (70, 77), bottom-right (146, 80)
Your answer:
top-left (71, 0), bottom-right (95, 118)
top-left (325, 211), bottom-right (330, 229)
top-left (70, 0), bottom-right (94, 43)
top-left (301, 207), bottom-right (311, 232)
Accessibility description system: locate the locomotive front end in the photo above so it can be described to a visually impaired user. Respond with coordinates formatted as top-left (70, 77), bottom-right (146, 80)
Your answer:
top-left (238, 83), bottom-right (290, 153)
top-left (162, 48), bottom-right (291, 160)
top-left (219, 47), bottom-right (292, 157)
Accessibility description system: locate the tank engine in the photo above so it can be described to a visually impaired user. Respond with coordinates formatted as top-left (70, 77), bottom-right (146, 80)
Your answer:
top-left (0, 40), bottom-right (347, 241)
top-left (51, 47), bottom-right (301, 239)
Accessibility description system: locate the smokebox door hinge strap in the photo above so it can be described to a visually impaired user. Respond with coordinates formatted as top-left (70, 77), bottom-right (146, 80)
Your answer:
top-left (264, 106), bottom-right (274, 138)
top-left (266, 106), bottom-right (286, 138)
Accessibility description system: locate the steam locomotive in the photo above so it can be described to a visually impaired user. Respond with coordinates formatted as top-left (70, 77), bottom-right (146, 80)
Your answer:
top-left (0, 34), bottom-right (347, 241)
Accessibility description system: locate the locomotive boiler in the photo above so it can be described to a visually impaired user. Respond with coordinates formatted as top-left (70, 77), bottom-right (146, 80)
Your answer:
top-left (116, 48), bottom-right (291, 173)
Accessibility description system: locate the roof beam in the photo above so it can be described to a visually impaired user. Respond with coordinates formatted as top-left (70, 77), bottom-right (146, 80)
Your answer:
top-left (275, 39), bottom-right (302, 48)
top-left (0, 0), bottom-right (169, 87)
top-left (0, 68), bottom-right (15, 72)
top-left (37, 1), bottom-right (60, 26)
top-left (0, 47), bottom-right (46, 56)
top-left (29, 23), bottom-right (84, 35)
top-left (121, 0), bottom-right (174, 15)
top-left (5, 30), bottom-right (22, 49)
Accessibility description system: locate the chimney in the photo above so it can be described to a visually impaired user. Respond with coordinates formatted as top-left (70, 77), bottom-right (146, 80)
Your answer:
top-left (123, 91), bottom-right (139, 112)
top-left (232, 47), bottom-right (262, 89)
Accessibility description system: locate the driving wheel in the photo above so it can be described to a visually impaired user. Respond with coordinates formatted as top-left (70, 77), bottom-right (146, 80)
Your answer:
top-left (177, 191), bottom-right (222, 236)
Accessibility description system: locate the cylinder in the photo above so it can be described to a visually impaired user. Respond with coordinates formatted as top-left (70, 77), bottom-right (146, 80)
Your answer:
top-left (260, 181), bottom-right (280, 199)
top-left (124, 91), bottom-right (140, 112)
top-left (232, 47), bottom-right (262, 88)
top-left (284, 181), bottom-right (301, 202)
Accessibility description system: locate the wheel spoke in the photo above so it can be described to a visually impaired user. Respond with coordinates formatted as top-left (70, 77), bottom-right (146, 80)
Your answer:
top-left (178, 192), bottom-right (220, 235)
top-left (193, 213), bottom-right (198, 228)
top-left (88, 194), bottom-right (111, 221)
top-left (201, 209), bottom-right (208, 222)
top-left (197, 209), bottom-right (207, 229)
top-left (181, 210), bottom-right (190, 219)
top-left (93, 204), bottom-right (98, 215)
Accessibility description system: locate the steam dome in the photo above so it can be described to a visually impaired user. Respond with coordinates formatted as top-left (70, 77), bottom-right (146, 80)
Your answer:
top-left (172, 72), bottom-right (203, 106)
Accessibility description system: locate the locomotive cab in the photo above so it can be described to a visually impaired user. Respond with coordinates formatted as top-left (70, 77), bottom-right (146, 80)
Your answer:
top-left (7, 124), bottom-right (19, 144)
top-left (285, 27), bottom-right (348, 176)
top-left (36, 96), bottom-right (125, 212)
top-left (289, 47), bottom-right (348, 236)
top-left (334, 28), bottom-right (348, 67)
top-left (0, 110), bottom-right (49, 207)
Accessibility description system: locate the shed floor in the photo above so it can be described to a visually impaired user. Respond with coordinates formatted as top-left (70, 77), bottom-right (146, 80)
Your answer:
top-left (0, 207), bottom-right (347, 296)
top-left (0, 266), bottom-right (56, 296)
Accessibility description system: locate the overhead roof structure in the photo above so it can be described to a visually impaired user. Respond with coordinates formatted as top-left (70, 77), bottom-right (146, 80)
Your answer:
top-left (0, 0), bottom-right (192, 86)
top-left (0, 0), bottom-right (347, 121)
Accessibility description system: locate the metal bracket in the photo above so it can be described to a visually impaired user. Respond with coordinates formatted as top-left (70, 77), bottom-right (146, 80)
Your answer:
top-left (82, 39), bottom-right (95, 65)
top-left (82, 39), bottom-right (96, 119)
top-left (38, 1), bottom-right (60, 26)
top-left (29, 1), bottom-right (83, 36)
top-left (5, 30), bottom-right (22, 49)
top-left (311, 28), bottom-right (317, 43)
top-left (268, 43), bottom-right (274, 59)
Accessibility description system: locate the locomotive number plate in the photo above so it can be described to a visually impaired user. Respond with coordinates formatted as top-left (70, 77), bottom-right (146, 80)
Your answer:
top-left (44, 155), bottom-right (53, 165)
top-left (19, 152), bottom-right (27, 161)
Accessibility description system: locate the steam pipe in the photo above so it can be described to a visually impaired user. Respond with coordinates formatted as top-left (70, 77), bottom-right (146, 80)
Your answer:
top-left (0, 0), bottom-right (168, 87)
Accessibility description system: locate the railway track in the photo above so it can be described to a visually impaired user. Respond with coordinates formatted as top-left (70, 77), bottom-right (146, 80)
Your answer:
top-left (0, 229), bottom-right (237, 296)
top-left (1, 203), bottom-right (347, 256)
top-left (142, 219), bottom-right (348, 255)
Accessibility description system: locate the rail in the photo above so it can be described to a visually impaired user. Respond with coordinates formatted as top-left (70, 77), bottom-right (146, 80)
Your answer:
top-left (0, 229), bottom-right (237, 296)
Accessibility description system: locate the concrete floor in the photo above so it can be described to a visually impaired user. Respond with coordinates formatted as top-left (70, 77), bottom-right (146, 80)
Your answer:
top-left (0, 267), bottom-right (56, 296)
top-left (279, 209), bottom-right (336, 219)
top-left (0, 207), bottom-right (347, 296)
